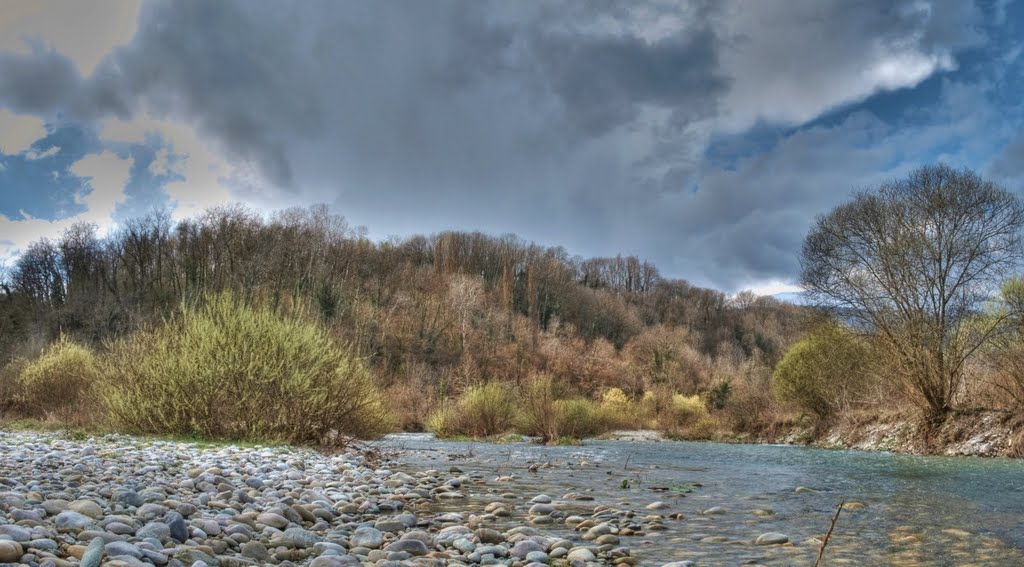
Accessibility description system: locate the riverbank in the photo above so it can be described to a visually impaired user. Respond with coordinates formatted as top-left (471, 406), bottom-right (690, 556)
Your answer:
top-left (603, 409), bottom-right (1024, 458)
top-left (0, 430), bottom-right (675, 567)
top-left (766, 409), bottom-right (1024, 458)
top-left (3, 429), bottom-right (1024, 566)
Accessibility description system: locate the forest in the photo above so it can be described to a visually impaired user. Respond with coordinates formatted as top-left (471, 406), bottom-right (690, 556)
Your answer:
top-left (0, 202), bottom-right (809, 440)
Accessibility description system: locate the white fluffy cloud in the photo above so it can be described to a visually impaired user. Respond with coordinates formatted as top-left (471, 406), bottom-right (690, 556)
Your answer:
top-left (100, 116), bottom-right (234, 220)
top-left (0, 108), bottom-right (45, 154)
top-left (714, 0), bottom-right (978, 130)
top-left (0, 151), bottom-right (132, 260)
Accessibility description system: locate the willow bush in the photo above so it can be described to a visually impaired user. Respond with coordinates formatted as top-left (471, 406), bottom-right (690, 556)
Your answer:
top-left (516, 376), bottom-right (612, 442)
top-left (17, 336), bottom-right (101, 423)
top-left (641, 389), bottom-right (717, 438)
top-left (426, 382), bottom-right (517, 438)
top-left (600, 387), bottom-right (644, 429)
top-left (101, 293), bottom-right (392, 445)
top-left (772, 323), bottom-right (870, 420)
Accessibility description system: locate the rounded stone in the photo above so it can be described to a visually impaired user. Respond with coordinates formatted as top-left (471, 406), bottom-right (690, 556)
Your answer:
top-left (755, 532), bottom-right (789, 545)
top-left (385, 538), bottom-right (429, 556)
top-left (0, 541), bottom-right (23, 563)
top-left (69, 500), bottom-right (104, 519)
top-left (512, 540), bottom-right (546, 558)
top-left (256, 512), bottom-right (289, 529)
top-left (55, 511), bottom-right (95, 530)
top-left (567, 548), bottom-right (597, 562)
top-left (241, 541), bottom-right (271, 561)
top-left (137, 522), bottom-right (170, 541)
top-left (0, 525), bottom-right (32, 542)
top-left (350, 526), bottom-right (385, 549)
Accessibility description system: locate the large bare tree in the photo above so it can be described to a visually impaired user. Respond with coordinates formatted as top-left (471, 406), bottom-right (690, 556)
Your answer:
top-left (801, 164), bottom-right (1024, 416)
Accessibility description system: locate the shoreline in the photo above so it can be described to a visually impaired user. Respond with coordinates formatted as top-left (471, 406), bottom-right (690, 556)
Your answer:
top-left (585, 409), bottom-right (1024, 459)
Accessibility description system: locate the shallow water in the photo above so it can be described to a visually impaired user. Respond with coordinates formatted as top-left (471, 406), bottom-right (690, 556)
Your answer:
top-left (376, 433), bottom-right (1024, 566)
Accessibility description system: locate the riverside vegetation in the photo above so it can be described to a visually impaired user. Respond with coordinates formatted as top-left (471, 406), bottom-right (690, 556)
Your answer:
top-left (2, 164), bottom-right (1024, 449)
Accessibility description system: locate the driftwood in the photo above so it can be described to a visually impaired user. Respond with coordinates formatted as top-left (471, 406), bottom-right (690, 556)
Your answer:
top-left (814, 500), bottom-right (845, 567)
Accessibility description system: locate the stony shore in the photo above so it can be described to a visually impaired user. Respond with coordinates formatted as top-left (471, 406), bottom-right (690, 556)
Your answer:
top-left (0, 430), bottom-right (702, 567)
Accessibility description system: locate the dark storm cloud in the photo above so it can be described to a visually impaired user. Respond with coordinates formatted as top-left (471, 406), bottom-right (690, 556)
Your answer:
top-left (0, 0), bottom-right (1002, 290)
top-left (0, 46), bottom-right (82, 115)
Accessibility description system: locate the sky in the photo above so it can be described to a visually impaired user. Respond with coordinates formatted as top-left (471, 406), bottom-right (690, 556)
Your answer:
top-left (1, 0), bottom-right (1023, 295)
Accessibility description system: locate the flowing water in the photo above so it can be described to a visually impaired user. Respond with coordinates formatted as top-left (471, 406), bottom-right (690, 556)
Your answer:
top-left (377, 433), bottom-right (1024, 566)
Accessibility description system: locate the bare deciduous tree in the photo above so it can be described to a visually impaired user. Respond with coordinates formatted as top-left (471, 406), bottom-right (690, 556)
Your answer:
top-left (802, 164), bottom-right (1024, 416)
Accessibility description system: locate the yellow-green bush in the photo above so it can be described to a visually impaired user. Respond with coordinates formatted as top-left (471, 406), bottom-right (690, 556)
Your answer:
top-left (17, 336), bottom-right (101, 423)
top-left (515, 376), bottom-right (612, 442)
top-left (552, 398), bottom-right (608, 439)
top-left (772, 323), bottom-right (870, 420)
top-left (515, 375), bottom-right (560, 441)
top-left (599, 387), bottom-right (643, 429)
top-left (640, 389), bottom-right (716, 438)
top-left (666, 394), bottom-right (716, 438)
top-left (100, 293), bottom-right (393, 445)
top-left (426, 382), bottom-right (516, 438)
top-left (424, 405), bottom-right (460, 438)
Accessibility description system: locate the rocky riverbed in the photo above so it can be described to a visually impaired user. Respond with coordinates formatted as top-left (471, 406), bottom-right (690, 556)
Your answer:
top-left (3, 430), bottom-right (1023, 567)
top-left (0, 430), bottom-right (697, 567)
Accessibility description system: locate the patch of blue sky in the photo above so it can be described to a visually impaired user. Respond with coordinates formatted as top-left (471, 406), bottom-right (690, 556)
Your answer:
top-left (0, 124), bottom-right (95, 220)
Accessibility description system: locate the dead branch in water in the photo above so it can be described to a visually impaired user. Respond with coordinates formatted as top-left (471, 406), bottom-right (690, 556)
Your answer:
top-left (814, 499), bottom-right (845, 567)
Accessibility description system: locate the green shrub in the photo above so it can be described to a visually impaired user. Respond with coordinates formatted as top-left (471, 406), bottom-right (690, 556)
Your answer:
top-left (599, 387), bottom-right (643, 430)
top-left (515, 376), bottom-right (612, 442)
top-left (100, 293), bottom-right (393, 445)
top-left (17, 336), bottom-right (101, 423)
top-left (424, 405), bottom-right (460, 438)
top-left (772, 323), bottom-right (870, 420)
top-left (515, 375), bottom-right (560, 442)
top-left (640, 389), bottom-right (716, 438)
top-left (552, 398), bottom-right (609, 439)
top-left (426, 382), bottom-right (516, 438)
top-left (666, 393), bottom-right (716, 438)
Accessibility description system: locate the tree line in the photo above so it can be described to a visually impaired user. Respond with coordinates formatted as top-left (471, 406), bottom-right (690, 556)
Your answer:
top-left (0, 204), bottom-right (804, 432)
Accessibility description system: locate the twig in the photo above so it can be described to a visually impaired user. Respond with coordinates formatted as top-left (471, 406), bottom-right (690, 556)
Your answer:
top-left (814, 499), bottom-right (845, 567)
top-left (623, 451), bottom-right (633, 471)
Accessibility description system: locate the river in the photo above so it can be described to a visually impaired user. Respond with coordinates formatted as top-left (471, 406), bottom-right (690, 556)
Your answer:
top-left (377, 433), bottom-right (1024, 566)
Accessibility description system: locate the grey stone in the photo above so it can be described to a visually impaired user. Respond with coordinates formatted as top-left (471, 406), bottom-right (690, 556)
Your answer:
top-left (0, 525), bottom-right (32, 542)
top-left (137, 522), bottom-right (171, 541)
top-left (165, 511), bottom-right (188, 542)
top-left (309, 556), bottom-right (360, 567)
top-left (279, 527), bottom-right (323, 548)
top-left (105, 541), bottom-right (144, 559)
top-left (80, 537), bottom-right (106, 567)
top-left (755, 532), bottom-right (789, 545)
top-left (384, 539), bottom-right (428, 556)
top-left (512, 540), bottom-right (546, 558)
top-left (241, 541), bottom-right (270, 562)
top-left (55, 511), bottom-right (94, 530)
top-left (349, 526), bottom-right (384, 549)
